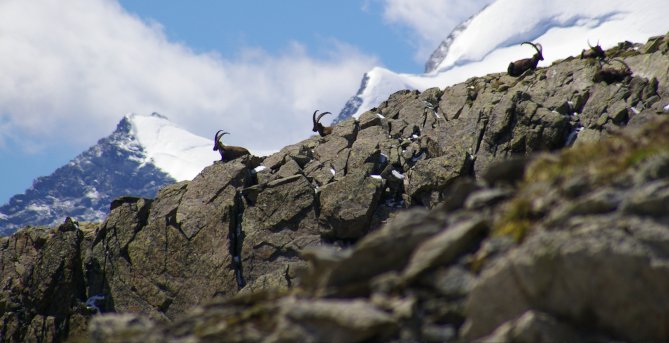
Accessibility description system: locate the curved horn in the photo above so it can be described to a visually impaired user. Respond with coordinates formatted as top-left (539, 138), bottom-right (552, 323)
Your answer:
top-left (214, 130), bottom-right (229, 141)
top-left (521, 41), bottom-right (541, 54)
top-left (312, 110), bottom-right (319, 124)
top-left (316, 111), bottom-right (331, 123)
top-left (587, 39), bottom-right (593, 49)
top-left (214, 130), bottom-right (224, 142)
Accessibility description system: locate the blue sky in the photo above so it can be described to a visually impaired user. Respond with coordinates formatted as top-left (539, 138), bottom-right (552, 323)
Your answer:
top-left (118, 1), bottom-right (420, 73)
top-left (0, 0), bottom-right (488, 205)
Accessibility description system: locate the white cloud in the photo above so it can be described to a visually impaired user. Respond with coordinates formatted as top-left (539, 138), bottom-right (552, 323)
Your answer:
top-left (0, 0), bottom-right (378, 153)
top-left (380, 0), bottom-right (494, 62)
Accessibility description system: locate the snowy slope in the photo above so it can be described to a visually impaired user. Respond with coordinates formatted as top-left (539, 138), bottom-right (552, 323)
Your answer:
top-left (0, 113), bottom-right (217, 235)
top-left (339, 0), bottom-right (669, 119)
top-left (127, 113), bottom-right (214, 181)
top-left (424, 9), bottom-right (482, 73)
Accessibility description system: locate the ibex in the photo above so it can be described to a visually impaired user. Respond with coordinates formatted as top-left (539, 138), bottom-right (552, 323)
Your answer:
top-left (580, 40), bottom-right (606, 60)
top-left (593, 58), bottom-right (632, 84)
top-left (213, 130), bottom-right (250, 162)
top-left (507, 42), bottom-right (544, 77)
top-left (312, 110), bottom-right (333, 137)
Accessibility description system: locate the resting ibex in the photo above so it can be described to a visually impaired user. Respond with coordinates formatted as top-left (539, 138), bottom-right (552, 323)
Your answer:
top-left (507, 42), bottom-right (544, 77)
top-left (312, 110), bottom-right (333, 137)
top-left (213, 130), bottom-right (250, 162)
top-left (581, 40), bottom-right (606, 60)
top-left (593, 58), bottom-right (632, 84)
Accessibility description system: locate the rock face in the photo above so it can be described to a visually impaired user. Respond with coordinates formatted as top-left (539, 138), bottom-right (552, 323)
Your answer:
top-left (3, 33), bottom-right (669, 342)
top-left (88, 161), bottom-right (254, 321)
top-left (0, 219), bottom-right (95, 342)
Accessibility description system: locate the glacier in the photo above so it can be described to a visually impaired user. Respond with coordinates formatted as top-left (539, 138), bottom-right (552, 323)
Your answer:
top-left (338, 0), bottom-right (669, 121)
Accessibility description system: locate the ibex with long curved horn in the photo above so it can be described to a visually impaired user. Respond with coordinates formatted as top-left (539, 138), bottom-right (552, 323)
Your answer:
top-left (581, 40), bottom-right (606, 60)
top-left (507, 42), bottom-right (544, 77)
top-left (213, 130), bottom-right (250, 162)
top-left (593, 58), bottom-right (632, 84)
top-left (312, 110), bottom-right (333, 137)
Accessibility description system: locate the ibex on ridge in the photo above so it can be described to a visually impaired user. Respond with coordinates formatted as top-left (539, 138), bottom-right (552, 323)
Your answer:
top-left (507, 42), bottom-right (544, 77)
top-left (581, 40), bottom-right (606, 60)
top-left (312, 110), bottom-right (333, 137)
top-left (213, 130), bottom-right (250, 162)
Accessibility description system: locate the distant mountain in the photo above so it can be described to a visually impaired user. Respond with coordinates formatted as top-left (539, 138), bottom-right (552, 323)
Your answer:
top-left (0, 113), bottom-right (214, 236)
top-left (336, 0), bottom-right (669, 120)
top-left (424, 9), bottom-right (481, 74)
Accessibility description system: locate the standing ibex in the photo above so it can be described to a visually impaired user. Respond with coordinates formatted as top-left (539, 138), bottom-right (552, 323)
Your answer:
top-left (507, 42), bottom-right (544, 77)
top-left (312, 110), bottom-right (333, 137)
top-left (581, 40), bottom-right (606, 60)
top-left (213, 130), bottom-right (250, 162)
top-left (593, 58), bottom-right (632, 84)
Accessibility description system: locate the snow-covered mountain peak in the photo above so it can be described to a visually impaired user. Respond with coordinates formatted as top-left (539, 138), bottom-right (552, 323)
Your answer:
top-left (0, 113), bottom-right (216, 235)
top-left (424, 8), bottom-right (483, 73)
top-left (123, 112), bottom-right (214, 181)
top-left (338, 0), bottom-right (669, 120)
top-left (433, 0), bottom-right (666, 73)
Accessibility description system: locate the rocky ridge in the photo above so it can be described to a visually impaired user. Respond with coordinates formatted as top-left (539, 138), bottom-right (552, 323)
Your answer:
top-left (2, 33), bottom-right (669, 342)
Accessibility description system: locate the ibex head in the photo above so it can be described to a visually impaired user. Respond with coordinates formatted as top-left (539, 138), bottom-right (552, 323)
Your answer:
top-left (312, 110), bottom-right (333, 137)
top-left (521, 41), bottom-right (544, 62)
top-left (213, 130), bottom-right (229, 151)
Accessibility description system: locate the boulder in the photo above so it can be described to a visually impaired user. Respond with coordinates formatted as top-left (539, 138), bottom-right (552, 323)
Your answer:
top-left (267, 297), bottom-right (397, 343)
top-left (478, 311), bottom-right (586, 343)
top-left (318, 173), bottom-right (384, 240)
top-left (377, 90), bottom-right (420, 119)
top-left (463, 219), bottom-right (669, 342)
top-left (0, 224), bottom-right (90, 343)
top-left (88, 313), bottom-right (156, 343)
top-left (241, 175), bottom-right (320, 289)
top-left (306, 207), bottom-right (446, 296)
top-left (401, 218), bottom-right (489, 282)
top-left (404, 152), bottom-right (470, 207)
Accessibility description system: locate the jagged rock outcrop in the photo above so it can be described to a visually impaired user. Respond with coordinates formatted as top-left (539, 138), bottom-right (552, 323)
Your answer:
top-left (3, 33), bottom-right (669, 342)
top-left (0, 219), bottom-right (95, 342)
top-left (87, 108), bottom-right (669, 343)
top-left (86, 161), bottom-right (255, 322)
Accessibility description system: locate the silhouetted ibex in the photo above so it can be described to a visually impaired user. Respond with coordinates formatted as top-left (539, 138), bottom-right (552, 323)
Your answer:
top-left (213, 130), bottom-right (250, 162)
top-left (593, 58), bottom-right (632, 84)
top-left (507, 42), bottom-right (543, 77)
top-left (312, 110), bottom-right (333, 137)
top-left (581, 40), bottom-right (606, 60)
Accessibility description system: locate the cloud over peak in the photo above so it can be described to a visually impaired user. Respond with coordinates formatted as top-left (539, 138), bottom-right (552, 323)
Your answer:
top-left (0, 0), bottom-right (378, 153)
top-left (380, 0), bottom-right (494, 63)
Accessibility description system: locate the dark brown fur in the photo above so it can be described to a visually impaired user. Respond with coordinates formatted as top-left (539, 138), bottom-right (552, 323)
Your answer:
top-left (507, 42), bottom-right (544, 77)
top-left (213, 130), bottom-right (250, 162)
top-left (581, 41), bottom-right (606, 60)
top-left (312, 110), bottom-right (333, 137)
top-left (592, 59), bottom-right (632, 84)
